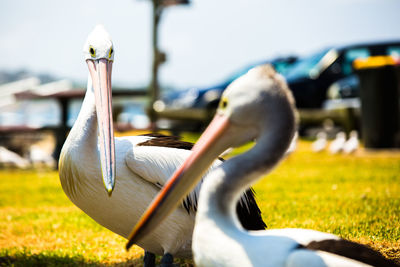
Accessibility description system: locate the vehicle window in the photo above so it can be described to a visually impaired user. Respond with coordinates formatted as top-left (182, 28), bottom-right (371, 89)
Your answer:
top-left (224, 63), bottom-right (262, 85)
top-left (387, 46), bottom-right (400, 59)
top-left (274, 62), bottom-right (294, 75)
top-left (285, 49), bottom-right (329, 80)
top-left (342, 48), bottom-right (370, 75)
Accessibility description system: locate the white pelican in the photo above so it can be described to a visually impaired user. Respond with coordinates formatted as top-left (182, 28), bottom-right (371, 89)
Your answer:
top-left (58, 25), bottom-right (266, 267)
top-left (127, 65), bottom-right (397, 267)
top-left (343, 130), bottom-right (359, 154)
top-left (329, 131), bottom-right (346, 154)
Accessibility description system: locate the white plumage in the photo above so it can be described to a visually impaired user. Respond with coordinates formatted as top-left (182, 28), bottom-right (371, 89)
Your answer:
top-left (0, 146), bottom-right (29, 168)
top-left (58, 25), bottom-right (205, 259)
top-left (329, 131), bottom-right (346, 154)
top-left (343, 130), bottom-right (359, 154)
top-left (59, 101), bottom-right (199, 258)
top-left (59, 25), bottom-right (265, 266)
top-left (312, 132), bottom-right (327, 152)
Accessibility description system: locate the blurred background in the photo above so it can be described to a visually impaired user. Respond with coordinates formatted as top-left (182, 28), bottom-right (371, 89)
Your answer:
top-left (1, 0), bottom-right (400, 167)
top-left (1, 2), bottom-right (400, 266)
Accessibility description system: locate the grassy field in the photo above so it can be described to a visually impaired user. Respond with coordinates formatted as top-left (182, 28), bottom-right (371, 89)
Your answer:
top-left (0, 136), bottom-right (399, 266)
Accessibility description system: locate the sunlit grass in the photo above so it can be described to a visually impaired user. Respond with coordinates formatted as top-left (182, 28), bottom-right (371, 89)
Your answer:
top-left (0, 135), bottom-right (399, 265)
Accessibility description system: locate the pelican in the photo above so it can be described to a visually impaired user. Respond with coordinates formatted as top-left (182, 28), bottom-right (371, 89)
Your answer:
top-left (58, 25), bottom-right (266, 267)
top-left (127, 65), bottom-right (397, 267)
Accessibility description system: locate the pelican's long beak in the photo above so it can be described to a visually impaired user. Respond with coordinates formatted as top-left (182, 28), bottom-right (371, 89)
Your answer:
top-left (87, 58), bottom-right (116, 196)
top-left (126, 114), bottom-right (231, 250)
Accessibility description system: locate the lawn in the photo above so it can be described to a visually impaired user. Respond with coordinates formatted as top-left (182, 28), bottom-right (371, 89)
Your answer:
top-left (0, 137), bottom-right (399, 266)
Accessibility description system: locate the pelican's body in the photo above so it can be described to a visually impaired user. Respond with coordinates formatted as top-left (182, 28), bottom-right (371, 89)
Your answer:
top-left (59, 126), bottom-right (195, 257)
top-left (128, 65), bottom-right (397, 267)
top-left (59, 25), bottom-right (266, 265)
top-left (59, 77), bottom-right (195, 257)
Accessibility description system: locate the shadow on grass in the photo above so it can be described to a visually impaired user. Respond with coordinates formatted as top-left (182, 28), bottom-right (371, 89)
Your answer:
top-left (0, 254), bottom-right (194, 267)
top-left (0, 254), bottom-right (143, 267)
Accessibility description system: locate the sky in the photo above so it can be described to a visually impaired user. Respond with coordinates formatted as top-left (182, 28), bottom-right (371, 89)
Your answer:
top-left (1, 0), bottom-right (400, 89)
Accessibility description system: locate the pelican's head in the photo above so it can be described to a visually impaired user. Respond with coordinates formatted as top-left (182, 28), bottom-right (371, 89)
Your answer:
top-left (126, 64), bottom-right (297, 249)
top-left (84, 25), bottom-right (115, 196)
top-left (83, 25), bottom-right (114, 62)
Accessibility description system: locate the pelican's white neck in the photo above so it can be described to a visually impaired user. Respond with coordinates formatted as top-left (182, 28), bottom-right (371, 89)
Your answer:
top-left (58, 74), bottom-right (100, 200)
top-left (61, 74), bottom-right (98, 153)
top-left (196, 114), bottom-right (296, 232)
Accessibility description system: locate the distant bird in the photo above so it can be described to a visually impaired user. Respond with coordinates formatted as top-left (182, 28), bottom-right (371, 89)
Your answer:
top-left (343, 130), bottom-right (359, 154)
top-left (58, 25), bottom-right (265, 267)
top-left (126, 65), bottom-right (397, 267)
top-left (29, 144), bottom-right (56, 168)
top-left (286, 131), bottom-right (298, 155)
top-left (329, 131), bottom-right (346, 154)
top-left (0, 146), bottom-right (30, 168)
top-left (312, 132), bottom-right (327, 152)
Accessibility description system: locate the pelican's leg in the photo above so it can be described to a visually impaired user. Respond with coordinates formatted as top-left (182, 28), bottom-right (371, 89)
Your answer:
top-left (160, 253), bottom-right (174, 267)
top-left (143, 251), bottom-right (156, 267)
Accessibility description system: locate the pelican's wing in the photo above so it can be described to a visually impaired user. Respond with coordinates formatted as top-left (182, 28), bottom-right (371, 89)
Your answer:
top-left (125, 145), bottom-right (222, 213)
top-left (124, 135), bottom-right (267, 230)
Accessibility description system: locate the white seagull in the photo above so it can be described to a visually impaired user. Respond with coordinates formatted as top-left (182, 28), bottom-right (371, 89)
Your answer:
top-left (58, 25), bottom-right (266, 267)
top-left (329, 131), bottom-right (346, 154)
top-left (312, 132), bottom-right (327, 153)
top-left (127, 65), bottom-right (397, 267)
top-left (343, 130), bottom-right (359, 154)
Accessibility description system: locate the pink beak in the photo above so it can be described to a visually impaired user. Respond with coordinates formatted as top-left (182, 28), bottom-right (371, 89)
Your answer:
top-left (87, 58), bottom-right (116, 196)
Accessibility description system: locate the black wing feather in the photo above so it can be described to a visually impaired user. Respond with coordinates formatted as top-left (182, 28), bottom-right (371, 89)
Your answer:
top-left (305, 239), bottom-right (399, 267)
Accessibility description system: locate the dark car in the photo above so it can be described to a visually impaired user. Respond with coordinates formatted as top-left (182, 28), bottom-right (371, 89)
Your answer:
top-left (155, 56), bottom-right (298, 131)
top-left (285, 40), bottom-right (400, 109)
top-left (283, 40), bottom-right (400, 133)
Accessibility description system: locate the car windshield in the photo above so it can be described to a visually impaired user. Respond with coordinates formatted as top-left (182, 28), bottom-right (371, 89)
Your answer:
top-left (225, 63), bottom-right (263, 84)
top-left (285, 49), bottom-right (330, 80)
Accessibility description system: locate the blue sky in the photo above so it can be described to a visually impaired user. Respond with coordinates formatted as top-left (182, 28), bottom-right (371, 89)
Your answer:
top-left (0, 0), bottom-right (399, 89)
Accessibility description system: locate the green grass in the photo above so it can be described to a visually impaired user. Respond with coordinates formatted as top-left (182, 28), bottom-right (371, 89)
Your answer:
top-left (0, 137), bottom-right (399, 266)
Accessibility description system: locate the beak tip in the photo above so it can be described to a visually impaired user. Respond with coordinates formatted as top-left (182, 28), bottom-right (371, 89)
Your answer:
top-left (125, 239), bottom-right (134, 251)
top-left (104, 181), bottom-right (114, 197)
top-left (107, 188), bottom-right (113, 197)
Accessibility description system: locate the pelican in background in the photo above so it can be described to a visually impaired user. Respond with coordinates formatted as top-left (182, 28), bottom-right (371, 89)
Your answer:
top-left (58, 25), bottom-right (266, 267)
top-left (127, 65), bottom-right (397, 267)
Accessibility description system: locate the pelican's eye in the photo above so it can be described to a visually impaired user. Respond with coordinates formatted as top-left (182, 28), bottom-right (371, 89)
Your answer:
top-left (108, 47), bottom-right (114, 59)
top-left (219, 97), bottom-right (228, 110)
top-left (89, 46), bottom-right (96, 58)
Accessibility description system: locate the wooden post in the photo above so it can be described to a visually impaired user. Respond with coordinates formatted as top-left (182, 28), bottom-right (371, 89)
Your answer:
top-left (53, 98), bottom-right (69, 165)
top-left (148, 0), bottom-right (164, 129)
top-left (147, 0), bottom-right (189, 129)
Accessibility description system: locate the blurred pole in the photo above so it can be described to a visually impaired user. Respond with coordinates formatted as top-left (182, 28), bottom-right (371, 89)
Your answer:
top-left (148, 0), bottom-right (162, 129)
top-left (147, 0), bottom-right (189, 130)
top-left (53, 98), bottom-right (69, 168)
